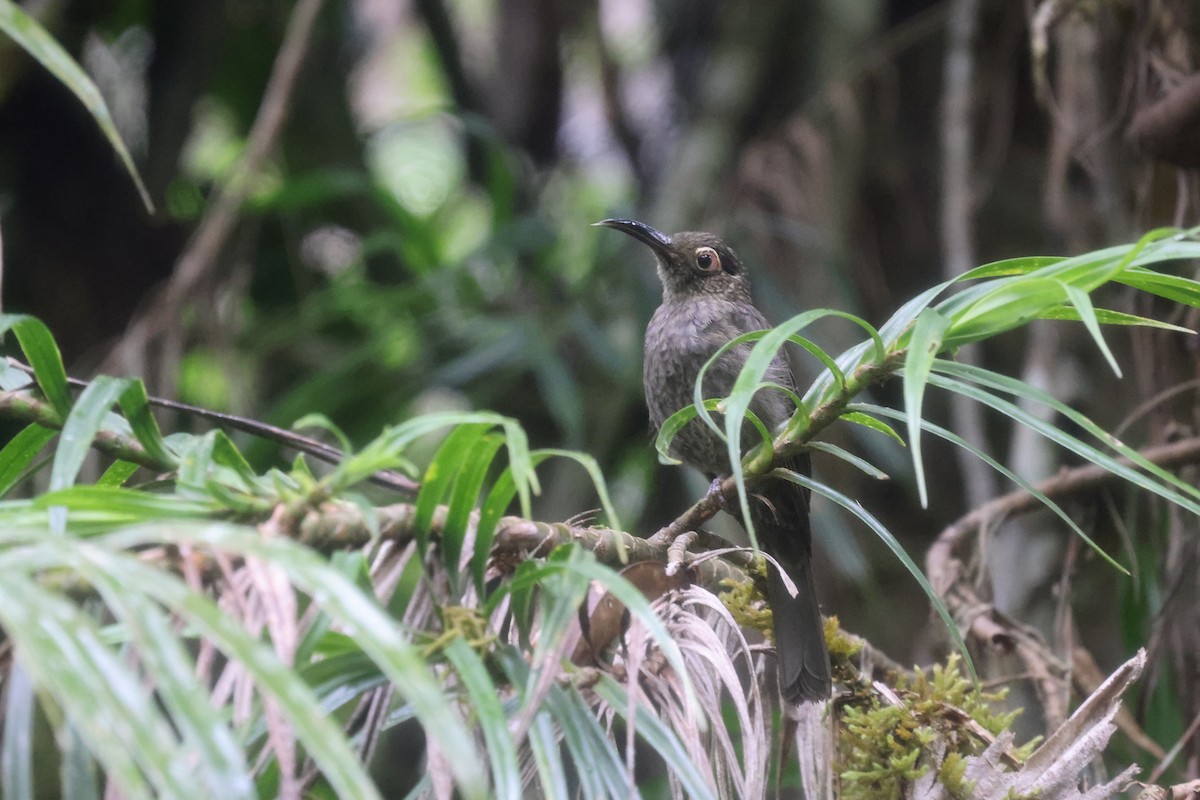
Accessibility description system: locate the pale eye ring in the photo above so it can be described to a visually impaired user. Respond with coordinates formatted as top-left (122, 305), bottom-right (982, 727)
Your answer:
top-left (695, 246), bottom-right (721, 272)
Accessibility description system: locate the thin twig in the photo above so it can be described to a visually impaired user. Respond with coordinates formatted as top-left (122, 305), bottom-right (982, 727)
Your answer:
top-left (0, 379), bottom-right (418, 494)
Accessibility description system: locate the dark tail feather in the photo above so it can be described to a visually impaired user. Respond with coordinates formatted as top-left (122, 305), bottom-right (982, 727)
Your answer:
top-left (767, 553), bottom-right (831, 703)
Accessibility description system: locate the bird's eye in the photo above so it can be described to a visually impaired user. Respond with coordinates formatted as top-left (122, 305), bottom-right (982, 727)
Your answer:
top-left (695, 247), bottom-right (721, 272)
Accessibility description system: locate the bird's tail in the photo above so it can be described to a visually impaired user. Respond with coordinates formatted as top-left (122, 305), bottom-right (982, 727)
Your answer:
top-left (762, 532), bottom-right (831, 703)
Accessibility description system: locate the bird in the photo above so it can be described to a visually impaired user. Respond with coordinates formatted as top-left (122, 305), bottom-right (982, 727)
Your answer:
top-left (596, 217), bottom-right (831, 703)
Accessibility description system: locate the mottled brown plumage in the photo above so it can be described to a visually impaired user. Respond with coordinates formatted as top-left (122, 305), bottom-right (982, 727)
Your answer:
top-left (597, 218), bottom-right (831, 703)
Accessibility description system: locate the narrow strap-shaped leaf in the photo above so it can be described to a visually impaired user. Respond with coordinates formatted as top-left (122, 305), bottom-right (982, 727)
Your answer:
top-left (1038, 306), bottom-right (1194, 332)
top-left (807, 441), bottom-right (889, 480)
top-left (654, 399), bottom-right (722, 465)
top-left (543, 685), bottom-right (631, 800)
top-left (116, 380), bottom-right (176, 467)
top-left (50, 376), bottom-right (131, 493)
top-left (772, 468), bottom-right (976, 682)
top-left (442, 432), bottom-right (506, 589)
top-left (1118, 267), bottom-right (1200, 307)
top-left (102, 523), bottom-right (488, 798)
top-left (491, 548), bottom-right (697, 721)
top-left (45, 541), bottom-right (382, 800)
top-left (0, 316), bottom-right (71, 416)
top-left (1060, 281), bottom-right (1121, 376)
top-left (851, 402), bottom-right (1127, 574)
top-left (531, 449), bottom-right (622, 532)
top-left (0, 573), bottom-right (179, 799)
top-left (0, 424), bottom-right (55, 496)
top-left (0, 1), bottom-right (152, 210)
top-left (415, 422), bottom-right (493, 555)
top-left (96, 460), bottom-right (139, 488)
top-left (929, 366), bottom-right (1200, 516)
top-left (527, 711), bottom-right (569, 799)
top-left (839, 411), bottom-right (905, 445)
top-left (903, 308), bottom-right (951, 508)
top-left (68, 552), bottom-right (253, 797)
top-left (445, 639), bottom-right (522, 800)
top-left (58, 724), bottom-right (99, 800)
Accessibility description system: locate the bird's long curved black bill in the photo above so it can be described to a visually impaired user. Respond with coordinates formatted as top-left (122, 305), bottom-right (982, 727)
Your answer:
top-left (593, 218), bottom-right (673, 258)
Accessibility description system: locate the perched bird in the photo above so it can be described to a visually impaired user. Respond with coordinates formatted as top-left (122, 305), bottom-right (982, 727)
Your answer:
top-left (597, 218), bottom-right (831, 703)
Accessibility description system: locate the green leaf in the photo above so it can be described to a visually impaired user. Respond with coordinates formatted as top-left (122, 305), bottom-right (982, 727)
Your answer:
top-left (494, 548), bottom-right (697, 720)
top-left (415, 422), bottom-right (493, 555)
top-left (930, 363), bottom-right (1200, 516)
top-left (530, 449), bottom-right (622, 532)
top-left (654, 398), bottom-right (722, 466)
top-left (472, 447), bottom-right (614, 593)
top-left (96, 460), bottom-right (140, 488)
top-left (332, 411), bottom-right (536, 516)
top-left (772, 468), bottom-right (976, 682)
top-left (65, 549), bottom-right (254, 797)
top-left (0, 1), bottom-right (153, 211)
top-left (442, 432), bottom-right (506, 590)
top-left (1038, 305), bottom-right (1194, 333)
top-left (50, 376), bottom-right (131, 495)
top-left (902, 308), bottom-right (951, 508)
top-left (0, 424), bottom-right (56, 496)
top-left (33, 486), bottom-right (215, 519)
top-left (851, 402), bottom-right (1127, 574)
top-left (0, 572), bottom-right (183, 798)
top-left (956, 255), bottom-right (1065, 280)
top-left (445, 639), bottom-right (521, 800)
top-left (115, 380), bottom-right (176, 467)
top-left (543, 685), bottom-right (630, 799)
top-left (839, 411), bottom-right (905, 445)
top-left (1060, 281), bottom-right (1121, 376)
top-left (942, 277), bottom-right (1066, 346)
top-left (528, 711), bottom-right (570, 799)
top-left (292, 412), bottom-right (354, 458)
top-left (807, 441), bottom-right (889, 480)
top-left (102, 523), bottom-right (489, 799)
top-left (1118, 266), bottom-right (1200, 307)
top-left (0, 315), bottom-right (71, 416)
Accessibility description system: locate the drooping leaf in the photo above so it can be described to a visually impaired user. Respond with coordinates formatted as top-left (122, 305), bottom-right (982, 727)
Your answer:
top-left (0, 1), bottom-right (153, 210)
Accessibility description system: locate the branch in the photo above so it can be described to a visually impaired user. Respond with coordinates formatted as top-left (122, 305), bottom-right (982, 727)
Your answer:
top-left (0, 382), bottom-right (418, 494)
top-left (926, 436), bottom-right (1200, 751)
top-left (927, 435), bottom-right (1200, 579)
top-left (653, 350), bottom-right (905, 544)
top-left (0, 390), bottom-right (158, 471)
top-left (298, 500), bottom-right (752, 590)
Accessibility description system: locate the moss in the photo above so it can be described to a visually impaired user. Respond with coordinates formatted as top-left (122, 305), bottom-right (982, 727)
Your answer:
top-left (719, 563), bottom-right (774, 637)
top-left (936, 752), bottom-right (974, 799)
top-left (837, 654), bottom-right (1033, 800)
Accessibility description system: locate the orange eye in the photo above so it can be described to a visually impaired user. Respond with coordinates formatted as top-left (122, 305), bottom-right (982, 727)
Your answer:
top-left (695, 246), bottom-right (721, 272)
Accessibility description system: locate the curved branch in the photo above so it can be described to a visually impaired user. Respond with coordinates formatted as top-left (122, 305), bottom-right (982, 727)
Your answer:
top-left (925, 435), bottom-right (1200, 753)
top-left (653, 351), bottom-right (905, 544)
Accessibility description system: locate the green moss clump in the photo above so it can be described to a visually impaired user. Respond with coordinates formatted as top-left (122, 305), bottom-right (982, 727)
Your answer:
top-left (838, 654), bottom-right (1032, 800)
top-left (719, 564), bottom-right (774, 637)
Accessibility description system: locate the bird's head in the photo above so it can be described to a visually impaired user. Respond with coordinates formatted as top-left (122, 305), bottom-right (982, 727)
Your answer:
top-left (595, 219), bottom-right (752, 304)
